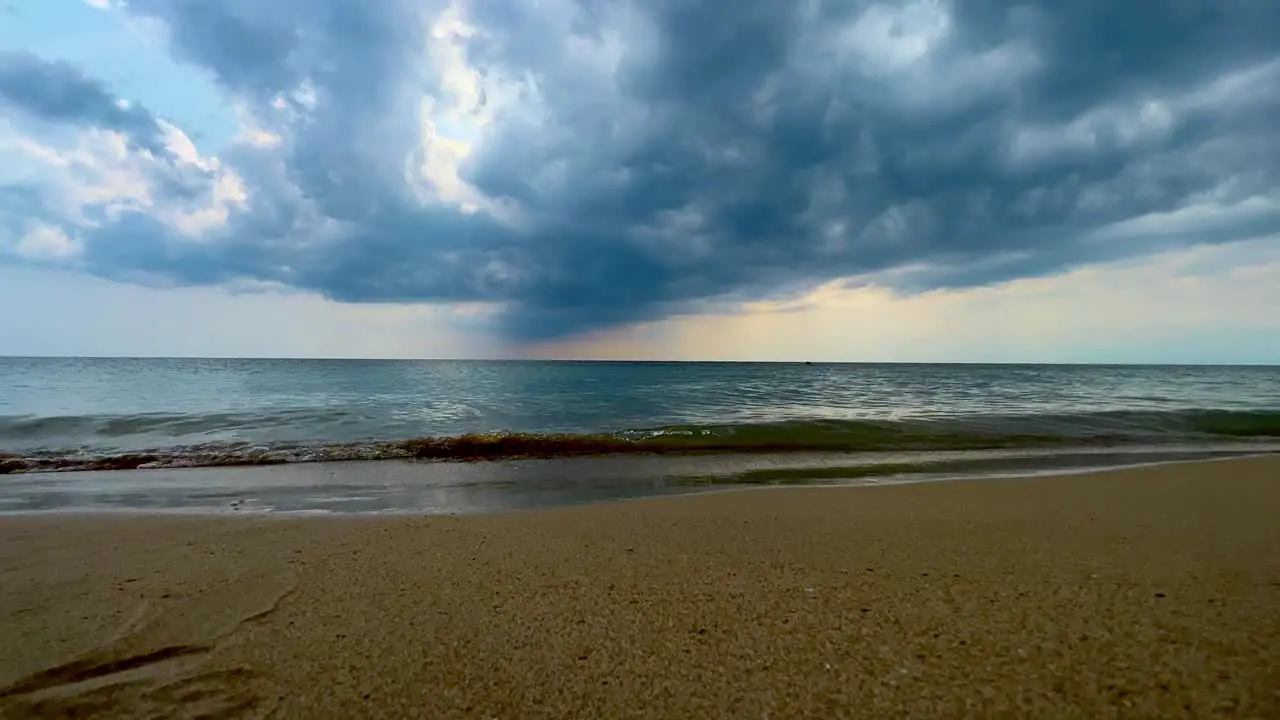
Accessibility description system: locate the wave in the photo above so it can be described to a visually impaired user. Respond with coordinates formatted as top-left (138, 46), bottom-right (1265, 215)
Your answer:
top-left (2, 408), bottom-right (1280, 474)
top-left (0, 408), bottom-right (350, 441)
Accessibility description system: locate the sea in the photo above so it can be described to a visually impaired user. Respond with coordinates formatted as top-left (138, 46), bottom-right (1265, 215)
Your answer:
top-left (2, 357), bottom-right (1278, 514)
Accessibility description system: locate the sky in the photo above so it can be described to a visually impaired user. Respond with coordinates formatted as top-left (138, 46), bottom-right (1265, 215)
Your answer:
top-left (0, 0), bottom-right (1278, 362)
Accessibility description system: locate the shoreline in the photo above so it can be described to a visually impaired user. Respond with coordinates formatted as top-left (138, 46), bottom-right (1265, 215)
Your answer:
top-left (6, 437), bottom-right (1279, 474)
top-left (2, 446), bottom-right (1276, 517)
top-left (3, 456), bottom-right (1278, 717)
top-left (5, 406), bottom-right (1279, 475)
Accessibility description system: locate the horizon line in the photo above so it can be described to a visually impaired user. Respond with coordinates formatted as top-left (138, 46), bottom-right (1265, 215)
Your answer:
top-left (1, 355), bottom-right (1277, 367)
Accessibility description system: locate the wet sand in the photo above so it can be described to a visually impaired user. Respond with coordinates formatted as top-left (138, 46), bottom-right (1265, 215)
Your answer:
top-left (2, 456), bottom-right (1278, 718)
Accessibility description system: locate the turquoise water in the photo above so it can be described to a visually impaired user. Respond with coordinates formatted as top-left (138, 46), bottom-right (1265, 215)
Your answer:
top-left (1, 358), bottom-right (1278, 512)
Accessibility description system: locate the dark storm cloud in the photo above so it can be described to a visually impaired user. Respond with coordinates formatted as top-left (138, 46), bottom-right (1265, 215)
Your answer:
top-left (4, 0), bottom-right (1280, 340)
top-left (0, 51), bottom-right (170, 157)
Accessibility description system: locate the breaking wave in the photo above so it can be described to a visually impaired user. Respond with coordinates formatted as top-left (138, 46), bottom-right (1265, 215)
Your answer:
top-left (3, 408), bottom-right (1279, 474)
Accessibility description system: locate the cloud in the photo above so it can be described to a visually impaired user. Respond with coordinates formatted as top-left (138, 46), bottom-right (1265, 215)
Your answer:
top-left (525, 237), bottom-right (1280, 364)
top-left (0, 51), bottom-right (168, 156)
top-left (1, 0), bottom-right (1279, 342)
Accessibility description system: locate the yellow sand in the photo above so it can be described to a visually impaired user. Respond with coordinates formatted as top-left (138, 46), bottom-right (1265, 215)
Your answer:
top-left (2, 457), bottom-right (1278, 719)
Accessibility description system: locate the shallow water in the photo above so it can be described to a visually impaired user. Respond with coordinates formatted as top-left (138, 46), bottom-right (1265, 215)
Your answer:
top-left (1, 358), bottom-right (1278, 511)
top-left (2, 445), bottom-right (1274, 515)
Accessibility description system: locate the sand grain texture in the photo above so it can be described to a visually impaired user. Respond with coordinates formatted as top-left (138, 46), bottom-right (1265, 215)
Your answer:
top-left (2, 457), bottom-right (1278, 719)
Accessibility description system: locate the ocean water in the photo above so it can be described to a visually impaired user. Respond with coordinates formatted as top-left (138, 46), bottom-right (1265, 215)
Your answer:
top-left (2, 358), bottom-right (1278, 512)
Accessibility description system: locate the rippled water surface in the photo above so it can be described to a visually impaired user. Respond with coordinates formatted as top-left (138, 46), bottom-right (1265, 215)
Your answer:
top-left (1, 358), bottom-right (1278, 513)
top-left (3, 358), bottom-right (1278, 511)
top-left (3, 359), bottom-right (1279, 456)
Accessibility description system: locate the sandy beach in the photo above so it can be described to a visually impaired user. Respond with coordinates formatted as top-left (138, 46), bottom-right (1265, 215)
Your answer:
top-left (1, 457), bottom-right (1277, 719)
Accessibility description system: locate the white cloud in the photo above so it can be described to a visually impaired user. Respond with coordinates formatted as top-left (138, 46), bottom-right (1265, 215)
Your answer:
top-left (403, 2), bottom-right (537, 221)
top-left (2, 121), bottom-right (249, 244)
top-left (797, 1), bottom-right (1039, 116)
top-left (836, 0), bottom-right (952, 70)
top-left (409, 96), bottom-right (484, 213)
top-left (237, 127), bottom-right (283, 149)
top-left (12, 225), bottom-right (80, 261)
top-left (406, 5), bottom-right (489, 208)
top-left (157, 119), bottom-right (215, 170)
